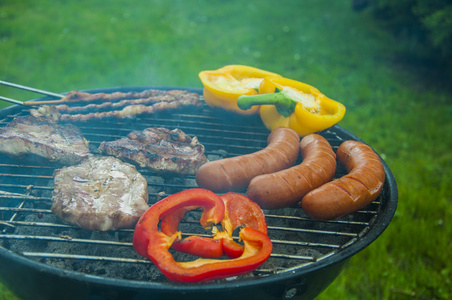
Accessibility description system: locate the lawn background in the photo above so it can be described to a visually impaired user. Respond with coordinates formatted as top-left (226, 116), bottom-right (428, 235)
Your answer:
top-left (1, 0), bottom-right (451, 299)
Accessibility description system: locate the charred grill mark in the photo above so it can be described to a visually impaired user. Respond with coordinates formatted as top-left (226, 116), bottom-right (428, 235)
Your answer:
top-left (144, 152), bottom-right (159, 161)
top-left (169, 132), bottom-right (180, 141)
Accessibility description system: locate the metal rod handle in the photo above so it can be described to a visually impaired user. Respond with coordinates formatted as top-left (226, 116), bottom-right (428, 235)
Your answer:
top-left (0, 80), bottom-right (64, 98)
top-left (0, 95), bottom-right (24, 105)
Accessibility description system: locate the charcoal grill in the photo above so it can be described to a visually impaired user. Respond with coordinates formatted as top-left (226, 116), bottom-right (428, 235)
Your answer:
top-left (0, 86), bottom-right (398, 300)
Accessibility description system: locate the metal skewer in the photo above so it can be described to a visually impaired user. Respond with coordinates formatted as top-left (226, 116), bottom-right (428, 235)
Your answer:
top-left (0, 95), bottom-right (25, 105)
top-left (0, 80), bottom-right (64, 98)
top-left (0, 80), bottom-right (66, 106)
top-left (0, 94), bottom-right (66, 106)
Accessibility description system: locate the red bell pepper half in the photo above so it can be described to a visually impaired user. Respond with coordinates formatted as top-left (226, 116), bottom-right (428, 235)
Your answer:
top-left (133, 188), bottom-right (272, 282)
top-left (160, 192), bottom-right (268, 259)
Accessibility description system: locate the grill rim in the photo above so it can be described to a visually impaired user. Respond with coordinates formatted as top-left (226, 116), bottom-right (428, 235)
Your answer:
top-left (0, 86), bottom-right (398, 296)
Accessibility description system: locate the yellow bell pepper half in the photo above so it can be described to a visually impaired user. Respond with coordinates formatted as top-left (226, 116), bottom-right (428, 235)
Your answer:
top-left (237, 76), bottom-right (346, 136)
top-left (198, 65), bottom-right (281, 115)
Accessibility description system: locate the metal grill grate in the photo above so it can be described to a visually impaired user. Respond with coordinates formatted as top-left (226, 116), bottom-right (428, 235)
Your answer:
top-left (0, 87), bottom-right (388, 284)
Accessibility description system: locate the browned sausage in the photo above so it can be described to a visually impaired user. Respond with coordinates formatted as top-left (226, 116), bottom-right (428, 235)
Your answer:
top-left (247, 134), bottom-right (336, 209)
top-left (301, 140), bottom-right (385, 220)
top-left (195, 127), bottom-right (300, 192)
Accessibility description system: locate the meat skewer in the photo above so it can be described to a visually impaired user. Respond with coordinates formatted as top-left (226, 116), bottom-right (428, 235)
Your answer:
top-left (29, 93), bottom-right (202, 121)
top-left (58, 89), bottom-right (182, 103)
top-left (46, 91), bottom-right (200, 113)
top-left (1, 81), bottom-right (202, 109)
top-left (2, 81), bottom-right (203, 123)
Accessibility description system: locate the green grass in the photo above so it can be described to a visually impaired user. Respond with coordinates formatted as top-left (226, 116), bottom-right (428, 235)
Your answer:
top-left (1, 0), bottom-right (451, 299)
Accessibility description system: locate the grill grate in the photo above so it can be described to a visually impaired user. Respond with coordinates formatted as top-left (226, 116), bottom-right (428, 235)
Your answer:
top-left (0, 87), bottom-right (386, 284)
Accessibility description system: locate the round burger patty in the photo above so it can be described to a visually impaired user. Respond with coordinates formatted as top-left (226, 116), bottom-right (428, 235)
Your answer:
top-left (51, 156), bottom-right (149, 231)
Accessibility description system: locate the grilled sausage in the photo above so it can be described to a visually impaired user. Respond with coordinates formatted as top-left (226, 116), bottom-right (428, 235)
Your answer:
top-left (301, 140), bottom-right (385, 220)
top-left (247, 134), bottom-right (336, 209)
top-left (195, 127), bottom-right (300, 192)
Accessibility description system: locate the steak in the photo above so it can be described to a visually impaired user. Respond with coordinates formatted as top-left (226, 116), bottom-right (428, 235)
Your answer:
top-left (51, 156), bottom-right (149, 231)
top-left (0, 115), bottom-right (91, 165)
top-left (98, 127), bottom-right (208, 175)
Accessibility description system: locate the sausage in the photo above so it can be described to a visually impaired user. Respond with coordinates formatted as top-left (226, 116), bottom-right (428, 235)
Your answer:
top-left (247, 134), bottom-right (336, 209)
top-left (195, 127), bottom-right (300, 192)
top-left (301, 140), bottom-right (385, 220)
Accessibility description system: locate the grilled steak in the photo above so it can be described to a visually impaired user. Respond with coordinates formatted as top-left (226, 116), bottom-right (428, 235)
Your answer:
top-left (98, 127), bottom-right (208, 175)
top-left (51, 156), bottom-right (149, 231)
top-left (0, 115), bottom-right (91, 165)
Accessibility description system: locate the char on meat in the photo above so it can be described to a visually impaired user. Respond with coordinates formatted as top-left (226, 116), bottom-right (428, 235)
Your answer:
top-left (51, 156), bottom-right (149, 231)
top-left (0, 115), bottom-right (91, 165)
top-left (98, 127), bottom-right (208, 175)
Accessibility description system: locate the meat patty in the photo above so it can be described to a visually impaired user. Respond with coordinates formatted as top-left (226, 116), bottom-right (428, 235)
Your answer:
top-left (0, 115), bottom-right (91, 165)
top-left (98, 127), bottom-right (208, 175)
top-left (51, 156), bottom-right (149, 231)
